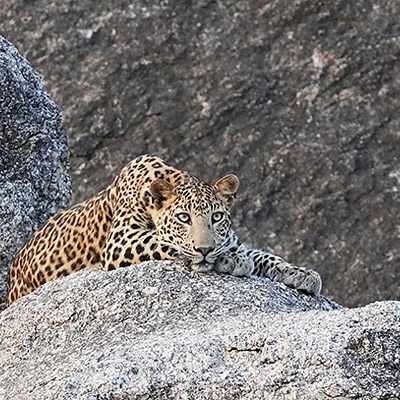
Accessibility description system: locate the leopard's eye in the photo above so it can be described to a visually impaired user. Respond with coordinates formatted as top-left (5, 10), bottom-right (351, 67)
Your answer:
top-left (177, 212), bottom-right (191, 224)
top-left (211, 212), bottom-right (224, 224)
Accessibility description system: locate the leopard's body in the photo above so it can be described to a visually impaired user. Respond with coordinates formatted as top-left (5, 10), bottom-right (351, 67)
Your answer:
top-left (7, 155), bottom-right (322, 305)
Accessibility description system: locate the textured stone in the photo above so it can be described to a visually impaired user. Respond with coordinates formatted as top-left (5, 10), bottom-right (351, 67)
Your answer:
top-left (0, 261), bottom-right (399, 400)
top-left (1, 1), bottom-right (399, 306)
top-left (0, 36), bottom-right (71, 309)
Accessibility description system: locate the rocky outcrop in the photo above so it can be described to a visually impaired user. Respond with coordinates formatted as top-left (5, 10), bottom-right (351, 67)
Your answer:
top-left (0, 36), bottom-right (71, 308)
top-left (1, 261), bottom-right (399, 399)
top-left (1, 1), bottom-right (399, 306)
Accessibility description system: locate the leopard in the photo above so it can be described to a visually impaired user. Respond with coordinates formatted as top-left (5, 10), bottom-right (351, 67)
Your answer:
top-left (6, 155), bottom-right (322, 306)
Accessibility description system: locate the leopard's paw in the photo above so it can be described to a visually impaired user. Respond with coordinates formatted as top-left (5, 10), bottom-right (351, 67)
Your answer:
top-left (271, 264), bottom-right (322, 295)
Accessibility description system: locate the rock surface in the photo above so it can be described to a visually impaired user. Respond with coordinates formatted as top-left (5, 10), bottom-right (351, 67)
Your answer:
top-left (0, 36), bottom-right (71, 309)
top-left (0, 261), bottom-right (399, 399)
top-left (1, 1), bottom-right (399, 307)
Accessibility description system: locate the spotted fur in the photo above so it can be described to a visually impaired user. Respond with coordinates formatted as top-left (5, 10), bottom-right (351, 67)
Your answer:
top-left (6, 155), bottom-right (322, 305)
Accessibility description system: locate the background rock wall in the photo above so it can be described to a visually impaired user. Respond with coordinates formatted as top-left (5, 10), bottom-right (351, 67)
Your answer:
top-left (0, 37), bottom-right (71, 308)
top-left (1, 0), bottom-right (400, 306)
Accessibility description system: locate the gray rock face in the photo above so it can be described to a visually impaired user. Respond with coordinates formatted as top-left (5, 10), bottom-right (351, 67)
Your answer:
top-left (0, 261), bottom-right (399, 399)
top-left (0, 36), bottom-right (71, 308)
top-left (1, 1), bottom-right (399, 307)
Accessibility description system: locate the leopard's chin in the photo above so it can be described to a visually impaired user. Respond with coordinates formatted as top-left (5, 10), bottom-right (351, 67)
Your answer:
top-left (190, 260), bottom-right (213, 273)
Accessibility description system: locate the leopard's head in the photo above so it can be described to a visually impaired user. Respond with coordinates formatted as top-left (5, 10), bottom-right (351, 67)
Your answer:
top-left (150, 174), bottom-right (239, 271)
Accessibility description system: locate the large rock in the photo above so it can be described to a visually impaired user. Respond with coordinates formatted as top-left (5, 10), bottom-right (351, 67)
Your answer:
top-left (1, 261), bottom-right (399, 399)
top-left (1, 1), bottom-right (399, 306)
top-left (0, 36), bottom-right (71, 308)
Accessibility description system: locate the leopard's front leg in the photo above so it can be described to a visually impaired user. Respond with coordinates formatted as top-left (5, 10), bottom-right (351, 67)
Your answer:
top-left (214, 232), bottom-right (322, 295)
top-left (239, 245), bottom-right (322, 295)
top-left (214, 251), bottom-right (254, 277)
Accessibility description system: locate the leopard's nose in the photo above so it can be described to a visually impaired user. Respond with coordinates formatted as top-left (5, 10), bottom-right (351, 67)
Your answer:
top-left (194, 246), bottom-right (215, 257)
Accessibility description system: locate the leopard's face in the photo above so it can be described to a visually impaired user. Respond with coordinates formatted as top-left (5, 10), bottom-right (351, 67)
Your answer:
top-left (150, 175), bottom-right (239, 271)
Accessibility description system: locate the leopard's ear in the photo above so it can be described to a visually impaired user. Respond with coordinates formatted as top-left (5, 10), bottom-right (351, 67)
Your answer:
top-left (213, 174), bottom-right (239, 207)
top-left (150, 179), bottom-right (175, 209)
